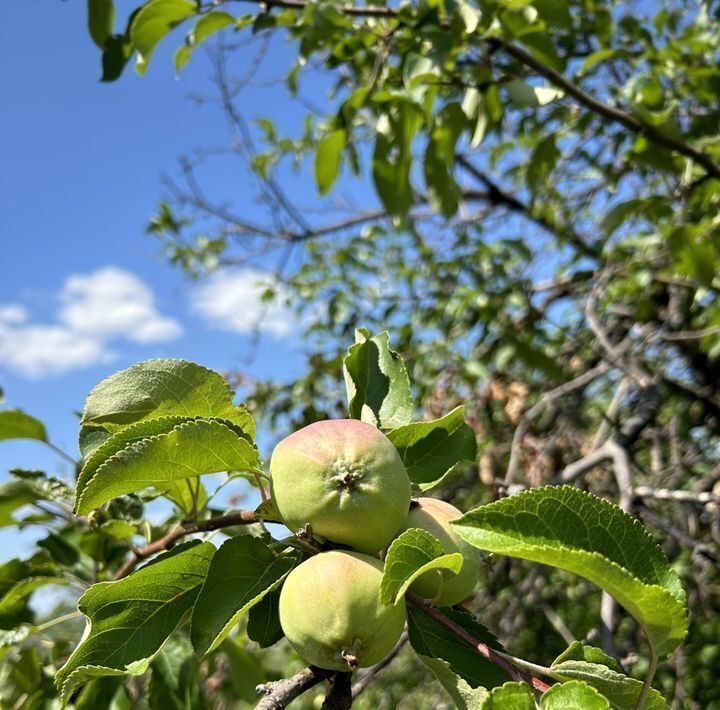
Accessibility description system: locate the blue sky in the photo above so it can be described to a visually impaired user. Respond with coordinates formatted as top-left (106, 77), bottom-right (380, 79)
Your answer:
top-left (0, 2), bottom-right (333, 546)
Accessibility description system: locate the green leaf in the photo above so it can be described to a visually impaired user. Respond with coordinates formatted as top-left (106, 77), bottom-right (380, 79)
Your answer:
top-left (372, 118), bottom-right (416, 217)
top-left (157, 477), bottom-right (208, 516)
top-left (0, 409), bottom-right (47, 443)
top-left (549, 660), bottom-right (668, 709)
top-left (55, 541), bottom-right (214, 703)
top-left (407, 606), bottom-right (507, 690)
top-left (81, 359), bottom-right (254, 437)
top-left (380, 528), bottom-right (463, 605)
top-left (418, 655), bottom-right (489, 709)
top-left (315, 129), bottom-right (346, 195)
top-left (387, 406), bottom-right (477, 491)
top-left (527, 134), bottom-right (560, 192)
top-left (457, 0), bottom-right (481, 33)
top-left (247, 586), bottom-right (284, 648)
top-left (173, 45), bottom-right (191, 74)
top-left (601, 199), bottom-right (643, 235)
top-left (88, 0), bottom-right (115, 49)
top-left (424, 136), bottom-right (460, 218)
top-left (451, 486), bottom-right (688, 658)
top-left (76, 416), bottom-right (194, 497)
top-left (76, 418), bottom-right (260, 515)
top-left (101, 34), bottom-right (133, 82)
top-left (343, 329), bottom-right (413, 429)
top-left (0, 576), bottom-right (66, 615)
top-left (190, 536), bottom-right (295, 657)
top-left (0, 482), bottom-right (39, 528)
top-left (11, 469), bottom-right (71, 500)
top-left (479, 681), bottom-right (534, 709)
top-left (541, 680), bottom-right (610, 709)
top-left (553, 641), bottom-right (620, 671)
top-left (403, 53), bottom-right (440, 89)
top-left (147, 636), bottom-right (204, 710)
top-left (174, 11), bottom-right (234, 75)
top-left (505, 79), bottom-right (564, 107)
top-left (192, 10), bottom-right (233, 44)
top-left (130, 0), bottom-right (197, 75)
top-left (79, 426), bottom-right (111, 458)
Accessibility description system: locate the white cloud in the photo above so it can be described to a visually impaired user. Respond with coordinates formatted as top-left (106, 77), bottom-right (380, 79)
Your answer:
top-left (0, 268), bottom-right (182, 379)
top-left (60, 268), bottom-right (182, 344)
top-left (191, 269), bottom-right (294, 337)
top-left (0, 305), bottom-right (28, 325)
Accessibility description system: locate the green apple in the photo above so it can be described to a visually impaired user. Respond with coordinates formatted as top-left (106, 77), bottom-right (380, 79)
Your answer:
top-left (278, 551), bottom-right (406, 671)
top-left (269, 419), bottom-right (412, 554)
top-left (399, 497), bottom-right (480, 606)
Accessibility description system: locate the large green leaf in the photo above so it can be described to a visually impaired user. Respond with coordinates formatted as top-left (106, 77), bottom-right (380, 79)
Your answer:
top-left (451, 486), bottom-right (687, 658)
top-left (75, 419), bottom-right (260, 514)
top-left (387, 406), bottom-right (477, 490)
top-left (315, 129), bottom-right (346, 195)
top-left (55, 541), bottom-right (214, 704)
top-left (343, 329), bottom-right (413, 429)
top-left (76, 416), bottom-right (192, 495)
top-left (81, 359), bottom-right (254, 437)
top-left (130, 0), bottom-right (196, 75)
top-left (549, 659), bottom-right (668, 710)
top-left (407, 606), bottom-right (507, 690)
top-left (541, 681), bottom-right (610, 709)
top-left (380, 528), bottom-right (462, 605)
top-left (190, 536), bottom-right (295, 657)
top-left (0, 410), bottom-right (47, 443)
top-left (479, 681), bottom-right (534, 709)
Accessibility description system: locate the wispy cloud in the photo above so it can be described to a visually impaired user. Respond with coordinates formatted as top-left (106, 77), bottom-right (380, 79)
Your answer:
top-left (190, 268), bottom-right (294, 337)
top-left (0, 268), bottom-right (182, 378)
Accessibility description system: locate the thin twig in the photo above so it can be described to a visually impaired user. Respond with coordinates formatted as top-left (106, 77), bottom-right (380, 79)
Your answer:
top-left (112, 510), bottom-right (256, 580)
top-left (351, 631), bottom-right (408, 698)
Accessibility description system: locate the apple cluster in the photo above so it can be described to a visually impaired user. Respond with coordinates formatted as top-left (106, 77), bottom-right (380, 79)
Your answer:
top-left (269, 419), bottom-right (480, 671)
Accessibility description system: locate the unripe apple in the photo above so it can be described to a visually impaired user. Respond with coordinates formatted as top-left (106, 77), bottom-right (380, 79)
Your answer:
top-left (278, 551), bottom-right (406, 671)
top-left (398, 497), bottom-right (480, 606)
top-left (269, 419), bottom-right (412, 554)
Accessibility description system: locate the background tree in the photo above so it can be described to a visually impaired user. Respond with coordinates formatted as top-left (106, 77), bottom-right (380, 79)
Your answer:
top-left (141, 1), bottom-right (720, 702)
top-left (0, 0), bottom-right (718, 706)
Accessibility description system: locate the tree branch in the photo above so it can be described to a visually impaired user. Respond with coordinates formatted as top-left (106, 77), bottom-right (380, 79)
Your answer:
top-left (112, 510), bottom-right (256, 580)
top-left (487, 39), bottom-right (720, 180)
top-left (255, 666), bottom-right (333, 709)
top-left (455, 155), bottom-right (599, 259)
